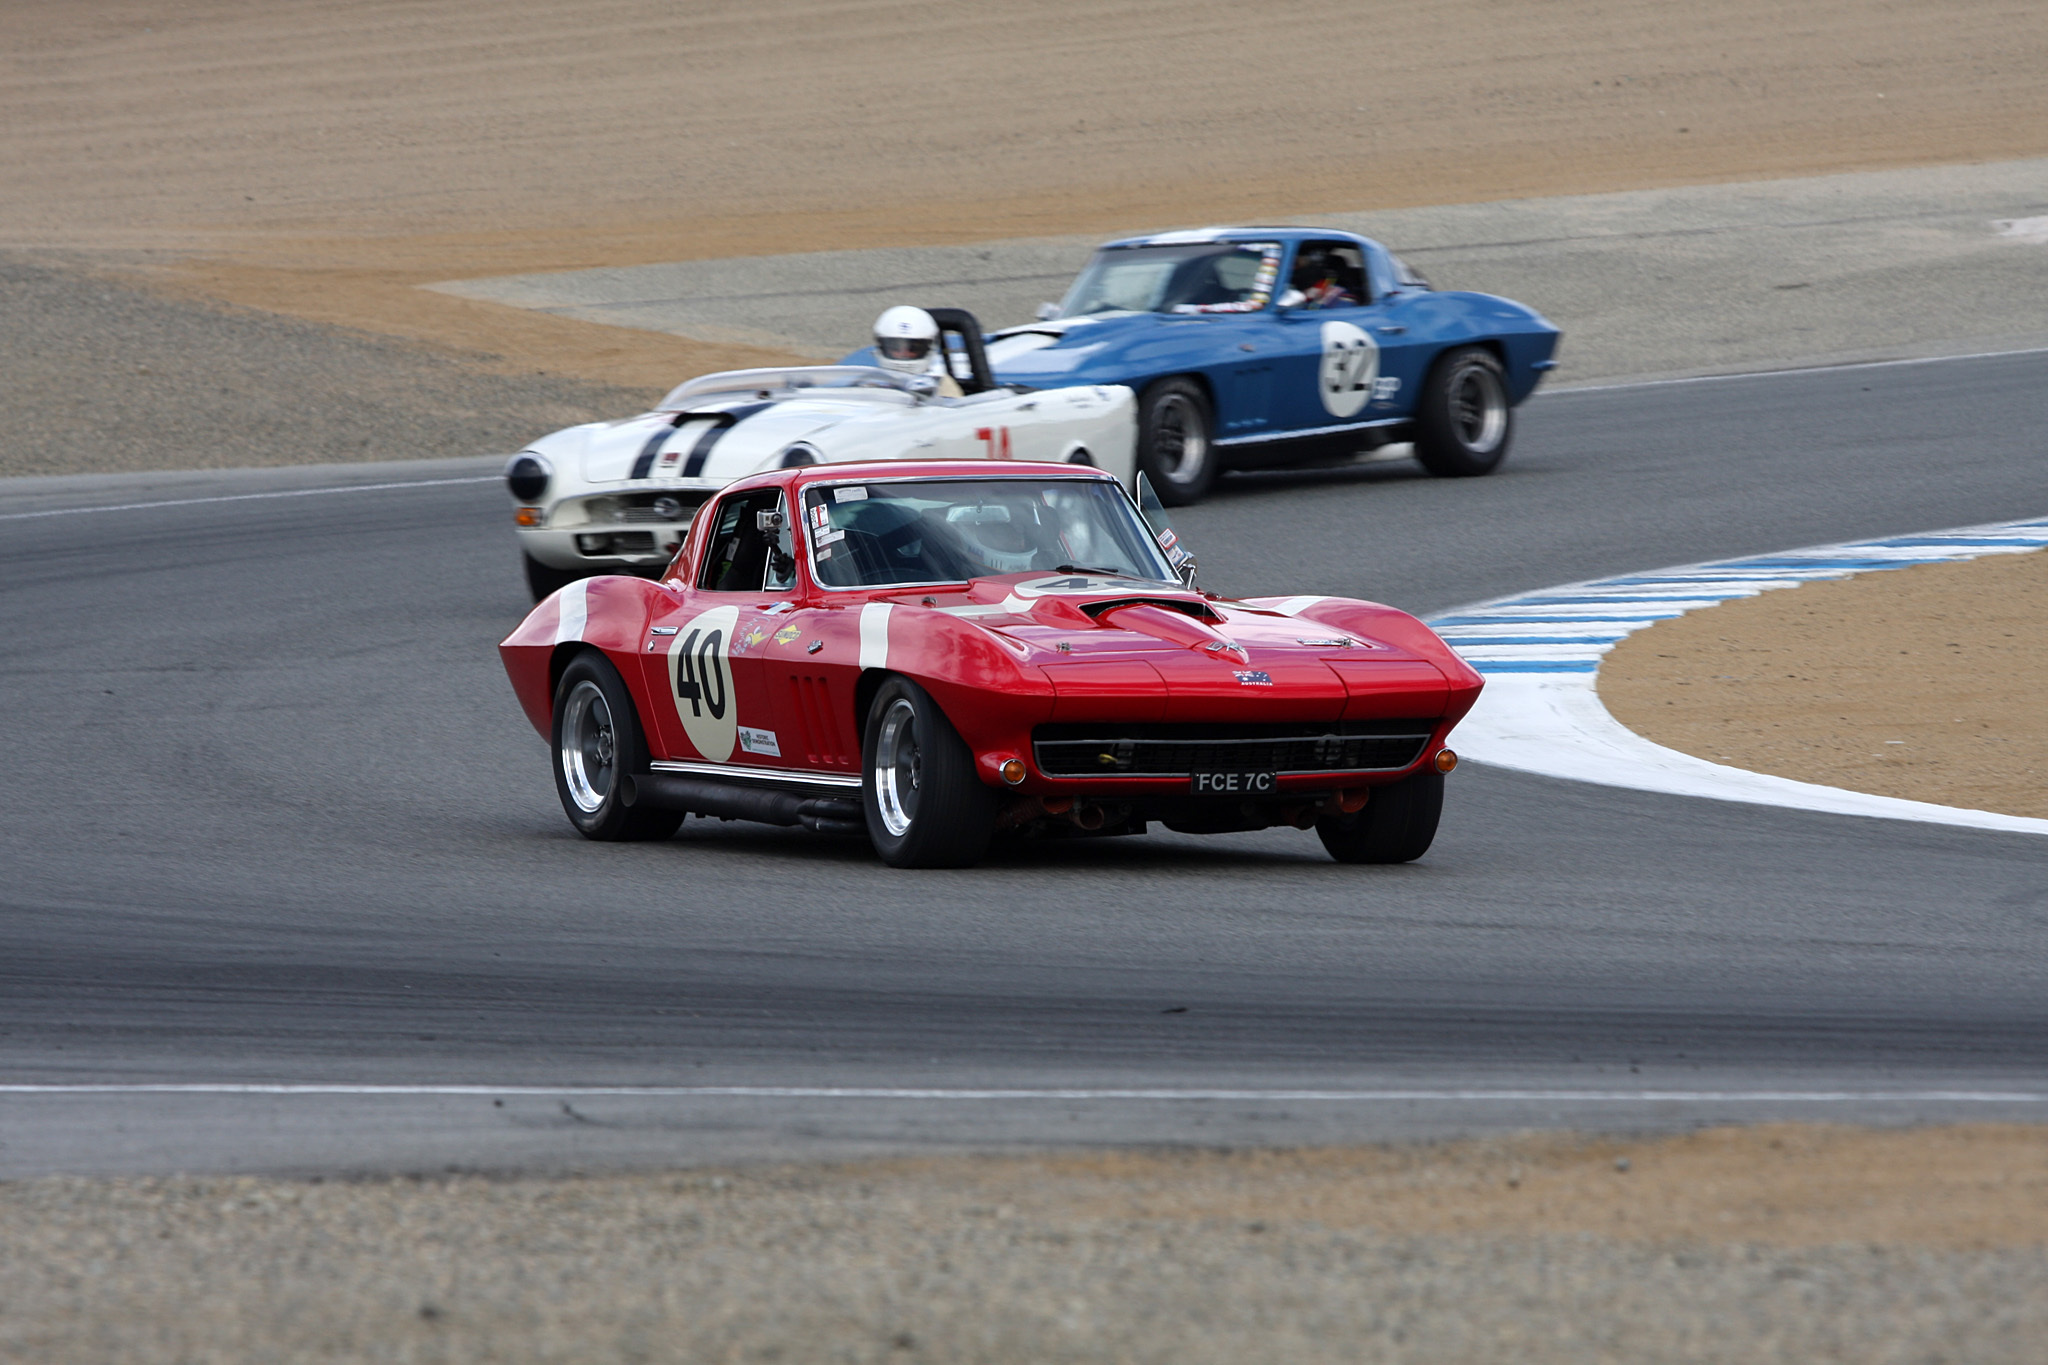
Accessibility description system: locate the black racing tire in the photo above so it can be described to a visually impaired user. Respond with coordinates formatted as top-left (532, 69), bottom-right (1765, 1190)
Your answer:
top-left (1136, 377), bottom-right (1218, 505)
top-left (1413, 346), bottom-right (1513, 478)
top-left (861, 676), bottom-right (998, 868)
top-left (1315, 767), bottom-right (1444, 864)
top-left (524, 552), bottom-right (586, 603)
top-left (550, 651), bottom-right (684, 842)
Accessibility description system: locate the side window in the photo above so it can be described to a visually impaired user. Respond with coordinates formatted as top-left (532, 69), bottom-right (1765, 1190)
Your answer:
top-left (697, 490), bottom-right (796, 592)
top-left (1290, 241), bottom-right (1370, 307)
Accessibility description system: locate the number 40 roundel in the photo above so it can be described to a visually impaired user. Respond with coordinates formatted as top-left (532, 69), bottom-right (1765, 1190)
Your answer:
top-left (667, 604), bottom-right (739, 761)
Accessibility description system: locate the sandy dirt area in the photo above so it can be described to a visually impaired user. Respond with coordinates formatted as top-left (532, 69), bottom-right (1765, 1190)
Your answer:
top-left (1602, 549), bottom-right (2048, 819)
top-left (4, 0), bottom-right (2046, 389)
top-left (6, 1125), bottom-right (2046, 1363)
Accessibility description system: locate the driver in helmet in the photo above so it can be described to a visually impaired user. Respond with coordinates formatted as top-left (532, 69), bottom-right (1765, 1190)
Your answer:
top-left (873, 306), bottom-right (963, 398)
top-left (1291, 248), bottom-right (1358, 309)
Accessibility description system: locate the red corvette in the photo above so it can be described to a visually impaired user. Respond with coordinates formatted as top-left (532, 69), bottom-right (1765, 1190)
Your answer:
top-left (500, 461), bottom-right (1482, 868)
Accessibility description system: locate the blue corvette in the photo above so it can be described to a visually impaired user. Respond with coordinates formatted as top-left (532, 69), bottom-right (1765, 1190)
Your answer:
top-left (848, 227), bottom-right (1560, 504)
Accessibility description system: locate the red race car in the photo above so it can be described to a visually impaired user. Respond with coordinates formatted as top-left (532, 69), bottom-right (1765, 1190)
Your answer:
top-left (499, 460), bottom-right (1482, 868)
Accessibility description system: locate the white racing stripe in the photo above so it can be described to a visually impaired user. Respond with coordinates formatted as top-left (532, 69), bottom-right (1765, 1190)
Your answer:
top-left (0, 475), bottom-right (499, 521)
top-left (2, 1085), bottom-right (2044, 1102)
top-left (552, 577), bottom-right (589, 643)
top-left (1431, 514), bottom-right (2048, 834)
top-left (858, 601), bottom-right (893, 669)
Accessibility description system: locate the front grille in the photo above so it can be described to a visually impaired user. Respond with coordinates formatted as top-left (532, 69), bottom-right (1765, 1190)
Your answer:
top-left (1033, 720), bottom-right (1435, 778)
top-left (616, 506), bottom-right (676, 524)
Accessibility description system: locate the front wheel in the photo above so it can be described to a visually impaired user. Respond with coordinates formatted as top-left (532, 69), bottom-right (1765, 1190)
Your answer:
top-left (861, 677), bottom-right (998, 868)
top-left (1414, 346), bottom-right (1513, 477)
top-left (524, 552), bottom-right (586, 603)
top-left (551, 651), bottom-right (683, 842)
top-left (1315, 767), bottom-right (1443, 864)
top-left (1136, 378), bottom-right (1217, 505)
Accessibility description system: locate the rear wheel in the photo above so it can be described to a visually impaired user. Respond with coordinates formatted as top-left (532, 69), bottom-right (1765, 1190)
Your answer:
top-left (1136, 377), bottom-right (1217, 505)
top-left (861, 676), bottom-right (998, 868)
top-left (1315, 767), bottom-right (1443, 864)
top-left (551, 651), bottom-right (683, 842)
top-left (1414, 346), bottom-right (1512, 477)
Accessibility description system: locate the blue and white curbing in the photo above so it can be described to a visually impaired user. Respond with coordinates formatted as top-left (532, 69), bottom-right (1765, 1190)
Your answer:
top-left (1426, 516), bottom-right (2048, 836)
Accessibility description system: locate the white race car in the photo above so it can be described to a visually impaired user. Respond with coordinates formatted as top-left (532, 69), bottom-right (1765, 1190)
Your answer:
top-left (505, 310), bottom-right (1136, 599)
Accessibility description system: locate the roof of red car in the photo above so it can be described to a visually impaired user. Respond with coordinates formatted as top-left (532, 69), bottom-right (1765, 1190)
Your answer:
top-left (727, 459), bottom-right (1120, 495)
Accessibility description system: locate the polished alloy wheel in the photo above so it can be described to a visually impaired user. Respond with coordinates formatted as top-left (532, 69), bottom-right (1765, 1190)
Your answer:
top-left (559, 678), bottom-right (617, 813)
top-left (873, 697), bottom-right (923, 837)
top-left (1153, 392), bottom-right (1209, 483)
top-left (1448, 360), bottom-right (1508, 451)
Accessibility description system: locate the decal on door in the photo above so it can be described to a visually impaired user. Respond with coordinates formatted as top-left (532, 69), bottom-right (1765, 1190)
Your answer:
top-left (1317, 320), bottom-right (1380, 419)
top-left (974, 426), bottom-right (1015, 459)
top-left (666, 604), bottom-right (740, 762)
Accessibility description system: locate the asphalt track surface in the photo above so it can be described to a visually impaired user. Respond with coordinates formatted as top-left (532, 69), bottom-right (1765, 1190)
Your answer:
top-left (5, 352), bottom-right (2048, 1176)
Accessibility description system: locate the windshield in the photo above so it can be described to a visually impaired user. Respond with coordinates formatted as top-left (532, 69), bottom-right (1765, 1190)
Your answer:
top-left (1057, 241), bottom-right (1282, 316)
top-left (803, 477), bottom-right (1178, 588)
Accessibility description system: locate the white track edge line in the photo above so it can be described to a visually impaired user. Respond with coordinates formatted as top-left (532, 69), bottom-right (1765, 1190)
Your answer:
top-left (0, 475), bottom-right (499, 521)
top-left (1542, 344), bottom-right (2048, 396)
top-left (3, 1085), bottom-right (2044, 1103)
top-left (1434, 515), bottom-right (2048, 835)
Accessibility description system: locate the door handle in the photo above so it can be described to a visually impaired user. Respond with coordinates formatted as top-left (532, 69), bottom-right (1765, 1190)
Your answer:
top-left (1376, 324), bottom-right (1407, 335)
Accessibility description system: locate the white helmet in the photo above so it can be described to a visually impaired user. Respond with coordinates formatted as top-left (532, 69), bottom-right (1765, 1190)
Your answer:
top-left (874, 305), bottom-right (940, 376)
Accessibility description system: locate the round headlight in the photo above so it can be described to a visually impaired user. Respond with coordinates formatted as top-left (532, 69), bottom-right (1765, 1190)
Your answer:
top-left (652, 496), bottom-right (683, 521)
top-left (506, 453), bottom-right (551, 502)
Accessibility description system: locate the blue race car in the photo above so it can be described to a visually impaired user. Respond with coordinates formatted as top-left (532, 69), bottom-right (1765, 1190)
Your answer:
top-left (848, 227), bottom-right (1560, 504)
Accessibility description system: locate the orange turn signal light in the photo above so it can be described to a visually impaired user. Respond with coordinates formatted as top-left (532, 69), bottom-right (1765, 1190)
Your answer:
top-left (999, 759), bottom-right (1028, 785)
top-left (1434, 748), bottom-right (1459, 774)
top-left (514, 506), bottom-right (543, 527)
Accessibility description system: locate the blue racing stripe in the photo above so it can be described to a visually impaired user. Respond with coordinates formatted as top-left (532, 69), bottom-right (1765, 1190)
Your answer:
top-left (1469, 659), bottom-right (1601, 673)
top-left (1445, 635), bottom-right (1627, 646)
top-left (628, 423), bottom-right (677, 480)
top-left (681, 402), bottom-right (772, 476)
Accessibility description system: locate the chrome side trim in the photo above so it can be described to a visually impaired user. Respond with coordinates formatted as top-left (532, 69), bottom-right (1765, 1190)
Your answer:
top-left (1215, 417), bottom-right (1406, 447)
top-left (649, 758), bottom-right (862, 790)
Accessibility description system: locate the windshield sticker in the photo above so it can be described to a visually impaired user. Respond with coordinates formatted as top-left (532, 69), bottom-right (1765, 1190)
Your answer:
top-left (834, 486), bottom-right (868, 502)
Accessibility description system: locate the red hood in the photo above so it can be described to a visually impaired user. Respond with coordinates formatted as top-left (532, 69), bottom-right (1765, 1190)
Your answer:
top-left (871, 572), bottom-right (1458, 723)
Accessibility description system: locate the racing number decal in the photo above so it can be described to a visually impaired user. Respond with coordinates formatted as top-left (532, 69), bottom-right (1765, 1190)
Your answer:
top-left (666, 604), bottom-right (739, 762)
top-left (974, 426), bottom-right (1014, 459)
top-left (1317, 320), bottom-right (1380, 419)
top-left (674, 629), bottom-right (727, 719)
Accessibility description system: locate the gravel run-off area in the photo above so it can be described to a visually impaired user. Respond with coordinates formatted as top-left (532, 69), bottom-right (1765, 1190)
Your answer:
top-left (6, 1126), bottom-right (2048, 1364)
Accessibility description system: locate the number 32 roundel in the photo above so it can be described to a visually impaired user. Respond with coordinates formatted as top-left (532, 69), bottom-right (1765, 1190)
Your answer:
top-left (1317, 319), bottom-right (1379, 420)
top-left (667, 605), bottom-right (739, 761)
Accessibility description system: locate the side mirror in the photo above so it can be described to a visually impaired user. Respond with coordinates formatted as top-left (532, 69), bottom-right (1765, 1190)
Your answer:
top-left (907, 374), bottom-right (939, 400)
top-left (1275, 288), bottom-right (1307, 311)
top-left (1035, 301), bottom-right (1061, 322)
top-left (1135, 472), bottom-right (1197, 587)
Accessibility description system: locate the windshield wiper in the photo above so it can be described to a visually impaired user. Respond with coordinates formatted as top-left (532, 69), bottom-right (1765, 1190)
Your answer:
top-left (1056, 563), bottom-right (1133, 577)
